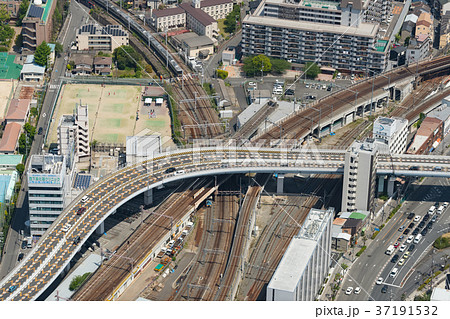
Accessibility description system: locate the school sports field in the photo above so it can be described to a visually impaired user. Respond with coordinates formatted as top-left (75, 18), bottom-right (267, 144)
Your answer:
top-left (48, 84), bottom-right (172, 145)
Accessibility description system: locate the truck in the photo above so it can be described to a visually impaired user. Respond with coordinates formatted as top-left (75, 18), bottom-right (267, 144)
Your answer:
top-left (156, 249), bottom-right (166, 259)
top-left (27, 236), bottom-right (32, 249)
top-left (385, 245), bottom-right (395, 255)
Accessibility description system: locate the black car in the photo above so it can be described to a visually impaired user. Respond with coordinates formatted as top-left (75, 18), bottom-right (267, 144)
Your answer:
top-left (421, 228), bottom-right (428, 236)
top-left (165, 167), bottom-right (176, 173)
top-left (21, 240), bottom-right (27, 250)
top-left (17, 253), bottom-right (24, 262)
top-left (326, 86), bottom-right (332, 91)
top-left (418, 221), bottom-right (425, 228)
top-left (391, 254), bottom-right (399, 263)
top-left (285, 89), bottom-right (295, 96)
top-left (412, 228), bottom-right (420, 236)
top-left (38, 127), bottom-right (43, 135)
top-left (407, 212), bottom-right (415, 219)
top-left (73, 236), bottom-right (81, 245)
top-left (403, 228), bottom-right (410, 235)
top-left (423, 215), bottom-right (430, 222)
top-left (408, 222), bottom-right (415, 229)
top-left (381, 285), bottom-right (388, 293)
top-left (426, 222), bottom-right (433, 229)
top-left (408, 244), bottom-right (415, 252)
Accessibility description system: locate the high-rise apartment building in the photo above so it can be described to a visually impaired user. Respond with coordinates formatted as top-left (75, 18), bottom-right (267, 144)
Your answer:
top-left (242, 0), bottom-right (389, 73)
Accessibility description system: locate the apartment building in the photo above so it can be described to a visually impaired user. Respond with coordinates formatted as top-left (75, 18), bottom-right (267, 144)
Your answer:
top-left (200, 0), bottom-right (234, 20)
top-left (57, 103), bottom-right (90, 162)
top-left (0, 0), bottom-right (21, 18)
top-left (148, 0), bottom-right (231, 40)
top-left (75, 24), bottom-right (129, 52)
top-left (341, 140), bottom-right (378, 213)
top-left (415, 11), bottom-right (434, 42)
top-left (373, 117), bottom-right (408, 154)
top-left (406, 34), bottom-right (431, 65)
top-left (21, 0), bottom-right (57, 52)
top-left (363, 0), bottom-right (392, 24)
top-left (242, 0), bottom-right (387, 73)
top-left (28, 154), bottom-right (67, 237)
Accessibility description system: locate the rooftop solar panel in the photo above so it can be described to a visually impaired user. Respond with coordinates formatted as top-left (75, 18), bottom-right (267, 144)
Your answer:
top-left (74, 173), bottom-right (91, 190)
top-left (28, 5), bottom-right (44, 19)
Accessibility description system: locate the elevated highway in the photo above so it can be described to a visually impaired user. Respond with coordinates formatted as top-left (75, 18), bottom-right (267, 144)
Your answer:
top-left (1, 147), bottom-right (450, 300)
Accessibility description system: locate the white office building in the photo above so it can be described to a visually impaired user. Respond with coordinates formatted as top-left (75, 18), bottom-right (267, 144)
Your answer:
top-left (28, 155), bottom-right (68, 237)
top-left (266, 208), bottom-right (333, 301)
top-left (373, 117), bottom-right (408, 154)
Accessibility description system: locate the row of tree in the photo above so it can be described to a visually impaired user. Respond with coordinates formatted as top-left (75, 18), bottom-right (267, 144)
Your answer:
top-left (242, 54), bottom-right (291, 76)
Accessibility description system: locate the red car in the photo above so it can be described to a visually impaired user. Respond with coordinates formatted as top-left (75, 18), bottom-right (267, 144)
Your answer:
top-left (393, 242), bottom-right (400, 248)
top-left (77, 207), bottom-right (87, 215)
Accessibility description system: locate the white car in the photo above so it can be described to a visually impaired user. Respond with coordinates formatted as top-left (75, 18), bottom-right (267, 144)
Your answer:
top-left (248, 82), bottom-right (256, 87)
top-left (62, 224), bottom-right (72, 232)
top-left (406, 235), bottom-right (414, 243)
top-left (414, 215), bottom-right (421, 222)
top-left (345, 287), bottom-right (353, 295)
top-left (354, 287), bottom-right (361, 294)
top-left (443, 202), bottom-right (449, 209)
top-left (399, 244), bottom-right (407, 252)
top-left (376, 277), bottom-right (383, 285)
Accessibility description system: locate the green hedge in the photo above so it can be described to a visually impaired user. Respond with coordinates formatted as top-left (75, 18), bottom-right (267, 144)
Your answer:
top-left (433, 235), bottom-right (450, 250)
top-left (69, 272), bottom-right (91, 291)
top-left (371, 231), bottom-right (379, 240)
top-left (356, 246), bottom-right (367, 257)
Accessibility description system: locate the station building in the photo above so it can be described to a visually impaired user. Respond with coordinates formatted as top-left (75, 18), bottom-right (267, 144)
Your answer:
top-left (266, 207), bottom-right (333, 301)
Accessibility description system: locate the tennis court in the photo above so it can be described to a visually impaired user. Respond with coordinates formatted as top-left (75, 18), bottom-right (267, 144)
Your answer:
top-left (0, 53), bottom-right (22, 80)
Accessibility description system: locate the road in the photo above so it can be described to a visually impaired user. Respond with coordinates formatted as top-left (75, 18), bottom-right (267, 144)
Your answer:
top-left (338, 135), bottom-right (450, 301)
top-left (0, 0), bottom-right (91, 280)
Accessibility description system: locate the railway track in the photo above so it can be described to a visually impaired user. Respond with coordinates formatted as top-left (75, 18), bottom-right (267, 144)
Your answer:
top-left (172, 193), bottom-right (237, 300)
top-left (256, 55), bottom-right (450, 142)
top-left (72, 180), bottom-right (213, 300)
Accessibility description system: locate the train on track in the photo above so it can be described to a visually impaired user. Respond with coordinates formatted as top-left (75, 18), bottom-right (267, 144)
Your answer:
top-left (81, 0), bottom-right (183, 76)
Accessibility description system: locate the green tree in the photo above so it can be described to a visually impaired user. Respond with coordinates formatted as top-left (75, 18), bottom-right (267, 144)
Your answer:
top-left (51, 42), bottom-right (63, 56)
top-left (242, 56), bottom-right (256, 76)
top-left (16, 163), bottom-right (25, 177)
top-left (69, 272), bottom-right (91, 291)
top-left (224, 4), bottom-right (240, 34)
top-left (404, 36), bottom-right (410, 47)
top-left (15, 34), bottom-right (23, 48)
top-left (0, 4), bottom-right (10, 24)
top-left (16, 0), bottom-right (29, 26)
top-left (113, 45), bottom-right (142, 71)
top-left (303, 61), bottom-right (321, 79)
top-left (253, 54), bottom-right (271, 73)
top-left (217, 69), bottom-right (228, 79)
top-left (395, 32), bottom-right (401, 43)
top-left (34, 41), bottom-right (51, 67)
top-left (270, 58), bottom-right (291, 75)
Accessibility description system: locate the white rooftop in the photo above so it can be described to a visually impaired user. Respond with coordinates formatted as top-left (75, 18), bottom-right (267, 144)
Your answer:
top-left (267, 208), bottom-right (332, 292)
top-left (237, 98), bottom-right (269, 127)
top-left (431, 287), bottom-right (450, 301)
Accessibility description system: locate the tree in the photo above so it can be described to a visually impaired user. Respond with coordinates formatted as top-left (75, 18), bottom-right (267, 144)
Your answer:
top-left (51, 42), bottom-right (63, 57)
top-left (144, 64), bottom-right (153, 75)
top-left (15, 34), bottom-right (22, 48)
top-left (303, 61), bottom-right (321, 79)
top-left (217, 69), bottom-right (228, 79)
top-left (242, 56), bottom-right (257, 76)
top-left (270, 58), bottom-right (291, 75)
top-left (404, 36), bottom-right (410, 47)
top-left (224, 4), bottom-right (240, 34)
top-left (0, 4), bottom-right (10, 24)
top-left (253, 54), bottom-right (271, 73)
top-left (34, 41), bottom-right (51, 67)
top-left (395, 32), bottom-right (401, 43)
top-left (69, 272), bottom-right (91, 291)
top-left (113, 45), bottom-right (142, 71)
top-left (16, 163), bottom-right (25, 177)
top-left (16, 0), bottom-right (29, 26)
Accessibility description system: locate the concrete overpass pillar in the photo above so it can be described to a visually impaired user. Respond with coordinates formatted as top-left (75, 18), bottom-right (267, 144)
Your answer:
top-left (387, 177), bottom-right (395, 197)
top-left (144, 188), bottom-right (153, 205)
top-left (378, 176), bottom-right (385, 194)
top-left (277, 174), bottom-right (284, 194)
top-left (96, 221), bottom-right (105, 235)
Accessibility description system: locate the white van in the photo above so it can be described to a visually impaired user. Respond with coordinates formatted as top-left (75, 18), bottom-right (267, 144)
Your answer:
top-left (385, 245), bottom-right (395, 255)
top-left (437, 206), bottom-right (444, 215)
top-left (81, 195), bottom-right (89, 203)
top-left (414, 234), bottom-right (422, 244)
top-left (428, 206), bottom-right (436, 215)
top-left (390, 268), bottom-right (398, 278)
top-left (272, 87), bottom-right (283, 95)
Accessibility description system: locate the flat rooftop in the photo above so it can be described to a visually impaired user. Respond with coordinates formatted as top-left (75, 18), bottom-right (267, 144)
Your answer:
top-left (243, 14), bottom-right (378, 38)
top-left (29, 154), bottom-right (64, 175)
top-left (267, 208), bottom-right (332, 292)
top-left (26, 0), bottom-right (54, 24)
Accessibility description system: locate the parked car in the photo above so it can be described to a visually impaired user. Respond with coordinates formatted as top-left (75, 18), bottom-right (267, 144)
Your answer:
top-left (391, 254), bottom-right (399, 263)
top-left (403, 228), bottom-right (410, 235)
top-left (21, 240), bottom-right (27, 250)
top-left (406, 235), bottom-right (414, 243)
top-left (408, 244), bottom-right (415, 252)
top-left (345, 287), bottom-right (353, 295)
top-left (407, 212), bottom-right (415, 219)
top-left (17, 253), bottom-right (24, 262)
top-left (418, 221), bottom-right (425, 228)
top-left (381, 285), bottom-right (388, 293)
top-left (408, 222), bottom-right (415, 229)
top-left (354, 287), bottom-right (361, 294)
top-left (38, 127), bottom-right (43, 135)
top-left (412, 228), bottom-right (419, 236)
top-left (414, 215), bottom-right (421, 222)
top-left (399, 244), bottom-right (407, 252)
top-left (394, 242), bottom-right (400, 248)
top-left (376, 277), bottom-right (383, 285)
